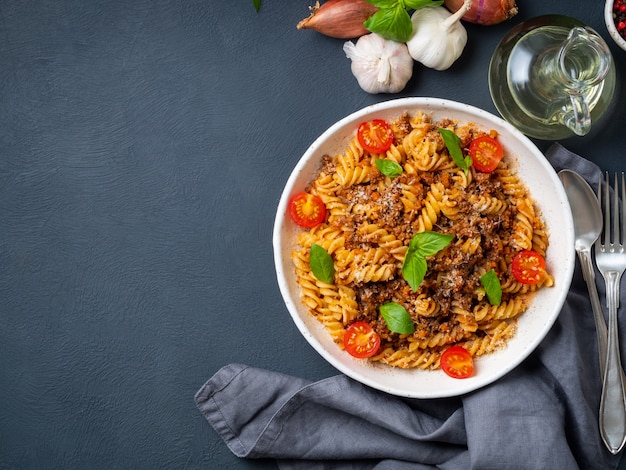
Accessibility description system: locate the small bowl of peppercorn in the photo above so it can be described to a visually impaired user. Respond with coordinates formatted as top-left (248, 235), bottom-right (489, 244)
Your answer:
top-left (606, 0), bottom-right (626, 51)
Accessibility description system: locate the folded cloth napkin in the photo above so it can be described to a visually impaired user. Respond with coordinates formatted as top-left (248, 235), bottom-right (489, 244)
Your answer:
top-left (195, 143), bottom-right (622, 470)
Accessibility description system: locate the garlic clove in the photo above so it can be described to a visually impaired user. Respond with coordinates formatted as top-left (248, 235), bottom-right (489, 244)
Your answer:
top-left (377, 56), bottom-right (392, 86)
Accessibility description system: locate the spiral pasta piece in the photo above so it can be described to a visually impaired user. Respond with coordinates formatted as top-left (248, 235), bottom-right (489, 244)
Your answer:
top-left (510, 198), bottom-right (535, 251)
top-left (335, 140), bottom-right (370, 187)
top-left (414, 182), bottom-right (444, 232)
top-left (470, 194), bottom-right (507, 215)
top-left (412, 294), bottom-right (439, 317)
top-left (473, 298), bottom-right (527, 322)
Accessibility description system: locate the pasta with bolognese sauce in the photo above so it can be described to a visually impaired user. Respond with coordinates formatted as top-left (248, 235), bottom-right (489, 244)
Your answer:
top-left (291, 111), bottom-right (553, 370)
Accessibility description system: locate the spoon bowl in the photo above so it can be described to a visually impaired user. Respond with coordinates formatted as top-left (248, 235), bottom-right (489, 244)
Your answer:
top-left (558, 170), bottom-right (604, 360)
top-left (559, 170), bottom-right (603, 253)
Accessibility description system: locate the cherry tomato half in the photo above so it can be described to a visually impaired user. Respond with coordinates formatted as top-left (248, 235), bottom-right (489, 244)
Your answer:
top-left (344, 321), bottom-right (381, 359)
top-left (468, 135), bottom-right (503, 172)
top-left (440, 346), bottom-right (474, 379)
top-left (357, 119), bottom-right (394, 154)
top-left (288, 192), bottom-right (326, 228)
top-left (511, 249), bottom-right (547, 285)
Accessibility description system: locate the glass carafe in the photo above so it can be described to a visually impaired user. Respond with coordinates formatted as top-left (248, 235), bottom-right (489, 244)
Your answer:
top-left (489, 15), bottom-right (616, 140)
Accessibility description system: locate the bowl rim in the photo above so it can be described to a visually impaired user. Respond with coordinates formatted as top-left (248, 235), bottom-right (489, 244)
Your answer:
top-left (605, 0), bottom-right (626, 50)
top-left (272, 97), bottom-right (575, 398)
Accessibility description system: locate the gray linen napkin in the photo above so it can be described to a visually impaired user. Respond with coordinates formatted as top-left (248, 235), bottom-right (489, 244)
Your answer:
top-left (195, 143), bottom-right (622, 470)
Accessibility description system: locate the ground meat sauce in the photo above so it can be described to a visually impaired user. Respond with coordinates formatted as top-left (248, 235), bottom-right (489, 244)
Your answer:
top-left (346, 165), bottom-right (515, 340)
top-left (340, 122), bottom-right (513, 335)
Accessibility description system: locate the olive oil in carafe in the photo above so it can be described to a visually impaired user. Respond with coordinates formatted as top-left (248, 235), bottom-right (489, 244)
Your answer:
top-left (505, 25), bottom-right (613, 133)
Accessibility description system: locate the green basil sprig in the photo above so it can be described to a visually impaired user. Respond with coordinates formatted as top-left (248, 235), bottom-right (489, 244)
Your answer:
top-left (380, 302), bottom-right (415, 334)
top-left (252, 0), bottom-right (262, 12)
top-left (309, 243), bottom-right (335, 284)
top-left (375, 159), bottom-right (403, 178)
top-left (480, 269), bottom-right (502, 306)
top-left (402, 231), bottom-right (453, 291)
top-left (364, 0), bottom-right (443, 43)
top-left (438, 128), bottom-right (472, 174)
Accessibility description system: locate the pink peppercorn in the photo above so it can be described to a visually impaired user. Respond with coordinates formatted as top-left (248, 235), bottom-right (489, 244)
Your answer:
top-left (613, 0), bottom-right (626, 40)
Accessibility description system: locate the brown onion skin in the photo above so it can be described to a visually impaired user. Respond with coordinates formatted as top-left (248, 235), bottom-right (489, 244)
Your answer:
top-left (444, 0), bottom-right (518, 25)
top-left (297, 0), bottom-right (379, 39)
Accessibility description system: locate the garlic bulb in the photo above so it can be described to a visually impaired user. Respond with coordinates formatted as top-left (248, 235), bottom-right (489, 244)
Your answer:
top-left (343, 33), bottom-right (413, 94)
top-left (406, 0), bottom-right (471, 71)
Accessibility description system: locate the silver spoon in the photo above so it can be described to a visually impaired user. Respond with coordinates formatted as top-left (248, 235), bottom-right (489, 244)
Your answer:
top-left (559, 169), bottom-right (607, 371)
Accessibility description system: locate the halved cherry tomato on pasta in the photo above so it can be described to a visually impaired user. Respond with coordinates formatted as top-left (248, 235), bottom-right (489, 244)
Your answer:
top-left (440, 346), bottom-right (474, 379)
top-left (468, 135), bottom-right (503, 172)
top-left (288, 192), bottom-right (326, 228)
top-left (511, 249), bottom-right (546, 285)
top-left (344, 321), bottom-right (381, 358)
top-left (357, 119), bottom-right (394, 153)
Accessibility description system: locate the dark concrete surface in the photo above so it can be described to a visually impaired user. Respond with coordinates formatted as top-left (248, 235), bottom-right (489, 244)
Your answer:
top-left (1, 1), bottom-right (625, 468)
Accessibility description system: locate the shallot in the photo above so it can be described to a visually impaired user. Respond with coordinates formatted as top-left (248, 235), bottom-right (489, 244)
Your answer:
top-left (297, 0), bottom-right (379, 39)
top-left (443, 0), bottom-right (518, 25)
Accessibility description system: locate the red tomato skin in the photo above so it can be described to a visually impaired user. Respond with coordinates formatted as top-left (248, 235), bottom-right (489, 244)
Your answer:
top-left (288, 192), bottom-right (326, 228)
top-left (511, 250), bottom-right (546, 285)
top-left (344, 321), bottom-right (381, 359)
top-left (468, 135), bottom-right (503, 172)
top-left (357, 119), bottom-right (394, 154)
top-left (440, 346), bottom-right (474, 379)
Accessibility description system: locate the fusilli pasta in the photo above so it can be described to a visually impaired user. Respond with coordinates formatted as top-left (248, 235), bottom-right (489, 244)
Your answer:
top-left (291, 112), bottom-right (553, 370)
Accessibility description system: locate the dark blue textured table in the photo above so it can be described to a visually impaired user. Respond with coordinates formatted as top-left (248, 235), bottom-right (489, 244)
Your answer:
top-left (1, 1), bottom-right (625, 468)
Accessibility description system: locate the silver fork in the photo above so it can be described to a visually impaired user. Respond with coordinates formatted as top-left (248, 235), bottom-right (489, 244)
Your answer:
top-left (595, 172), bottom-right (626, 454)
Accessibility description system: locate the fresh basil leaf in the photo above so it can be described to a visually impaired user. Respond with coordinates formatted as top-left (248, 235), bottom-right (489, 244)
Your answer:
top-left (404, 0), bottom-right (443, 9)
top-left (375, 159), bottom-right (403, 178)
top-left (402, 232), bottom-right (453, 290)
top-left (364, 5), bottom-right (413, 42)
top-left (464, 155), bottom-right (473, 169)
top-left (480, 269), bottom-right (502, 306)
top-left (379, 302), bottom-right (415, 334)
top-left (363, 8), bottom-right (397, 40)
top-left (364, 0), bottom-right (443, 42)
top-left (252, 0), bottom-right (262, 12)
top-left (310, 243), bottom-right (334, 284)
top-left (410, 231), bottom-right (454, 257)
top-left (402, 249), bottom-right (427, 291)
top-left (386, 7), bottom-right (413, 43)
top-left (438, 128), bottom-right (471, 174)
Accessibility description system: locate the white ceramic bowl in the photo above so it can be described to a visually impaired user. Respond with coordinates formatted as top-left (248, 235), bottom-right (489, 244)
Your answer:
top-left (605, 0), bottom-right (626, 51)
top-left (273, 97), bottom-right (575, 398)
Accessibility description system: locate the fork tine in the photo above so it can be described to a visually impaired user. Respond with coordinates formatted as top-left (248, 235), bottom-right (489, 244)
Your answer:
top-left (613, 172), bottom-right (619, 246)
top-left (601, 172), bottom-right (610, 244)
top-left (621, 172), bottom-right (626, 245)
top-left (598, 173), bottom-right (603, 243)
